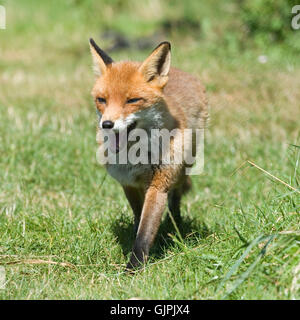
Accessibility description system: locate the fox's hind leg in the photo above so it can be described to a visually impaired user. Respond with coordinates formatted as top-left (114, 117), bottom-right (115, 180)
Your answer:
top-left (167, 176), bottom-right (191, 224)
top-left (168, 188), bottom-right (182, 223)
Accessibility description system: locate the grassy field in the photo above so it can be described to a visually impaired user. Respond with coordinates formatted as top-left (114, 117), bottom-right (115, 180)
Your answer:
top-left (0, 0), bottom-right (299, 299)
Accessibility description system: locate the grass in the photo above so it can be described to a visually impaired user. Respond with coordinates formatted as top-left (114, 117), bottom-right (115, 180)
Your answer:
top-left (0, 0), bottom-right (299, 299)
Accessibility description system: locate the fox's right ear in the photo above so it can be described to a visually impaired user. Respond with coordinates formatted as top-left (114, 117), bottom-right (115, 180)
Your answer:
top-left (89, 38), bottom-right (113, 76)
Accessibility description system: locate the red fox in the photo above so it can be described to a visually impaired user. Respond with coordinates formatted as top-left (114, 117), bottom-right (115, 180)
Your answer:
top-left (89, 38), bottom-right (208, 269)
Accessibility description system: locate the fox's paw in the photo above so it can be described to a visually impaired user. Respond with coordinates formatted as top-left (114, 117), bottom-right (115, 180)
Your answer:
top-left (125, 251), bottom-right (146, 273)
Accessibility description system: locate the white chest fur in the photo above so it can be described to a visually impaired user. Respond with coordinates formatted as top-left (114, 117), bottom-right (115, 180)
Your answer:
top-left (106, 163), bottom-right (152, 187)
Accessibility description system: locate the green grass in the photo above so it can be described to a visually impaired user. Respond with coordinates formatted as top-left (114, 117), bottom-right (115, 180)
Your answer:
top-left (0, 0), bottom-right (299, 299)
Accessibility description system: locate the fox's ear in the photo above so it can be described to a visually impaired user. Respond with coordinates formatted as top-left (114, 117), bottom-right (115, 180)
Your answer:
top-left (89, 38), bottom-right (113, 76)
top-left (139, 41), bottom-right (171, 87)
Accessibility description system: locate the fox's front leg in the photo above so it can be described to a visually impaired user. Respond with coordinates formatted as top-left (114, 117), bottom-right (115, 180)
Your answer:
top-left (123, 186), bottom-right (144, 234)
top-left (126, 186), bottom-right (167, 270)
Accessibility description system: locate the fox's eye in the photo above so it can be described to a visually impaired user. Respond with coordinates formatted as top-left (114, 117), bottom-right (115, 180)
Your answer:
top-left (127, 98), bottom-right (142, 104)
top-left (97, 97), bottom-right (106, 104)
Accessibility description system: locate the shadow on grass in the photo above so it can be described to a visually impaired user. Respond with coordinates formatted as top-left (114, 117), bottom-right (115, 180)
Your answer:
top-left (111, 213), bottom-right (211, 261)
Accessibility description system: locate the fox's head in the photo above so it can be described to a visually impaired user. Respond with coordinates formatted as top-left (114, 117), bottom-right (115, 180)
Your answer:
top-left (89, 38), bottom-right (171, 132)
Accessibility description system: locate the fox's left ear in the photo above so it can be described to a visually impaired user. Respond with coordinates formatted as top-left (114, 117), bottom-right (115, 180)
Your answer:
top-left (139, 41), bottom-right (171, 87)
top-left (89, 38), bottom-right (113, 76)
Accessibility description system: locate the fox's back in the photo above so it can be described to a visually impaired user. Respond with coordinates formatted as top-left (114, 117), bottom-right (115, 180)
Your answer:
top-left (163, 67), bottom-right (209, 130)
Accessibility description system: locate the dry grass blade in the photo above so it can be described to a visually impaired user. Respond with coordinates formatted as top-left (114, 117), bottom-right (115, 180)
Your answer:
top-left (167, 209), bottom-right (184, 243)
top-left (247, 160), bottom-right (300, 195)
top-left (278, 230), bottom-right (300, 235)
top-left (2, 259), bottom-right (76, 269)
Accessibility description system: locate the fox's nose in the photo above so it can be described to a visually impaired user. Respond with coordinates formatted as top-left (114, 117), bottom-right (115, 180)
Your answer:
top-left (102, 120), bottom-right (114, 129)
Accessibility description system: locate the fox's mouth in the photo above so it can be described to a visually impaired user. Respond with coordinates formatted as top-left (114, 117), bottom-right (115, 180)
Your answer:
top-left (109, 121), bottom-right (137, 154)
